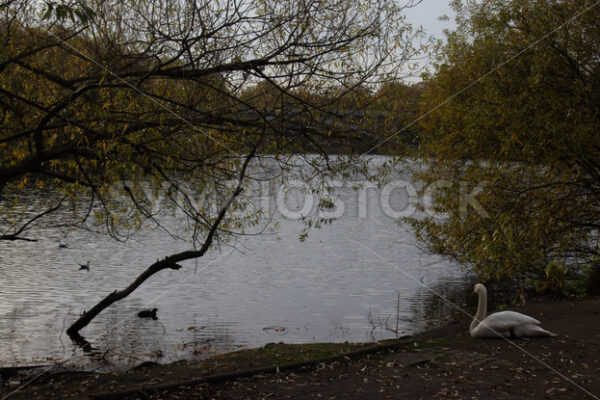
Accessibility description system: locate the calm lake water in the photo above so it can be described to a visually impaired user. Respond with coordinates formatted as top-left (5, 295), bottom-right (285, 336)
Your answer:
top-left (0, 158), bottom-right (473, 371)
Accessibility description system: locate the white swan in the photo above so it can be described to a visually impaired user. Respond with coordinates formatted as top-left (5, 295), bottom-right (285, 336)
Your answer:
top-left (470, 283), bottom-right (556, 338)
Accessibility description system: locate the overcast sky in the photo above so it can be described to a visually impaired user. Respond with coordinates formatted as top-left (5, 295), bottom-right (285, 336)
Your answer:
top-left (400, 1), bottom-right (457, 80)
top-left (403, 0), bottom-right (456, 41)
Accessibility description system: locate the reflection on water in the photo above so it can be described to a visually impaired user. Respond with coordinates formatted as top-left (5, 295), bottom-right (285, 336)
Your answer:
top-left (0, 162), bottom-right (471, 371)
top-left (409, 276), bottom-right (524, 333)
top-left (410, 275), bottom-right (478, 330)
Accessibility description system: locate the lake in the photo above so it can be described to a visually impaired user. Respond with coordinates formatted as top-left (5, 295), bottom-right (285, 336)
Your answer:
top-left (0, 157), bottom-right (472, 371)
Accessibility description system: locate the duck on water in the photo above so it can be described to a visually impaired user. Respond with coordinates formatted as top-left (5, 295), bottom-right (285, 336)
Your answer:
top-left (138, 308), bottom-right (158, 320)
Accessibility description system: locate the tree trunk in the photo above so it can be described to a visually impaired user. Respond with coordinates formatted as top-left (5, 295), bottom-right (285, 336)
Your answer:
top-left (66, 149), bottom-right (256, 340)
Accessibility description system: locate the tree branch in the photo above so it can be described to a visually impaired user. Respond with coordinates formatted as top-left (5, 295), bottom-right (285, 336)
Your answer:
top-left (0, 196), bottom-right (66, 241)
top-left (66, 146), bottom-right (257, 339)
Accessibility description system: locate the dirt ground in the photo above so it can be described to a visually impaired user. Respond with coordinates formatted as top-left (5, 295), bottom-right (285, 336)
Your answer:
top-left (2, 297), bottom-right (600, 400)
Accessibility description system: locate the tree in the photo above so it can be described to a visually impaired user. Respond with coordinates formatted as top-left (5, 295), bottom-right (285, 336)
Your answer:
top-left (405, 0), bottom-right (600, 292)
top-left (0, 0), bottom-right (421, 341)
top-left (373, 81), bottom-right (424, 151)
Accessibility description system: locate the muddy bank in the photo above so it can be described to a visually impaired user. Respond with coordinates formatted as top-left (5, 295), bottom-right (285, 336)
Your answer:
top-left (2, 297), bottom-right (600, 399)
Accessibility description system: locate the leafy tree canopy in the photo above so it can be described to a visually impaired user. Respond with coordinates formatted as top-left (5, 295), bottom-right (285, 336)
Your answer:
top-left (0, 0), bottom-right (427, 339)
top-left (406, 0), bottom-right (600, 292)
top-left (0, 0), bottom-right (422, 243)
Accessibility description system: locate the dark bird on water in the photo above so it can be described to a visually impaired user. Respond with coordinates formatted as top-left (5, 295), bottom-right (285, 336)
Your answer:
top-left (138, 308), bottom-right (158, 319)
top-left (78, 261), bottom-right (90, 271)
top-left (59, 241), bottom-right (68, 249)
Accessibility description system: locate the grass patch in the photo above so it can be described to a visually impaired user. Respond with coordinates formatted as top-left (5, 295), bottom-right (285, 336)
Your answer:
top-left (200, 342), bottom-right (374, 372)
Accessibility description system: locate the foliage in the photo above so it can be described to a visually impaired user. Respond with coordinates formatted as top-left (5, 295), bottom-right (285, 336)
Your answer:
top-left (372, 81), bottom-right (424, 151)
top-left (41, 1), bottom-right (95, 23)
top-left (0, 0), bottom-right (431, 338)
top-left (0, 0), bottom-right (422, 243)
top-left (405, 0), bottom-right (600, 289)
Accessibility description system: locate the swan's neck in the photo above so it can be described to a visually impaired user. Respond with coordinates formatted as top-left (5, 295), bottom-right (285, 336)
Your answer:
top-left (470, 290), bottom-right (487, 333)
